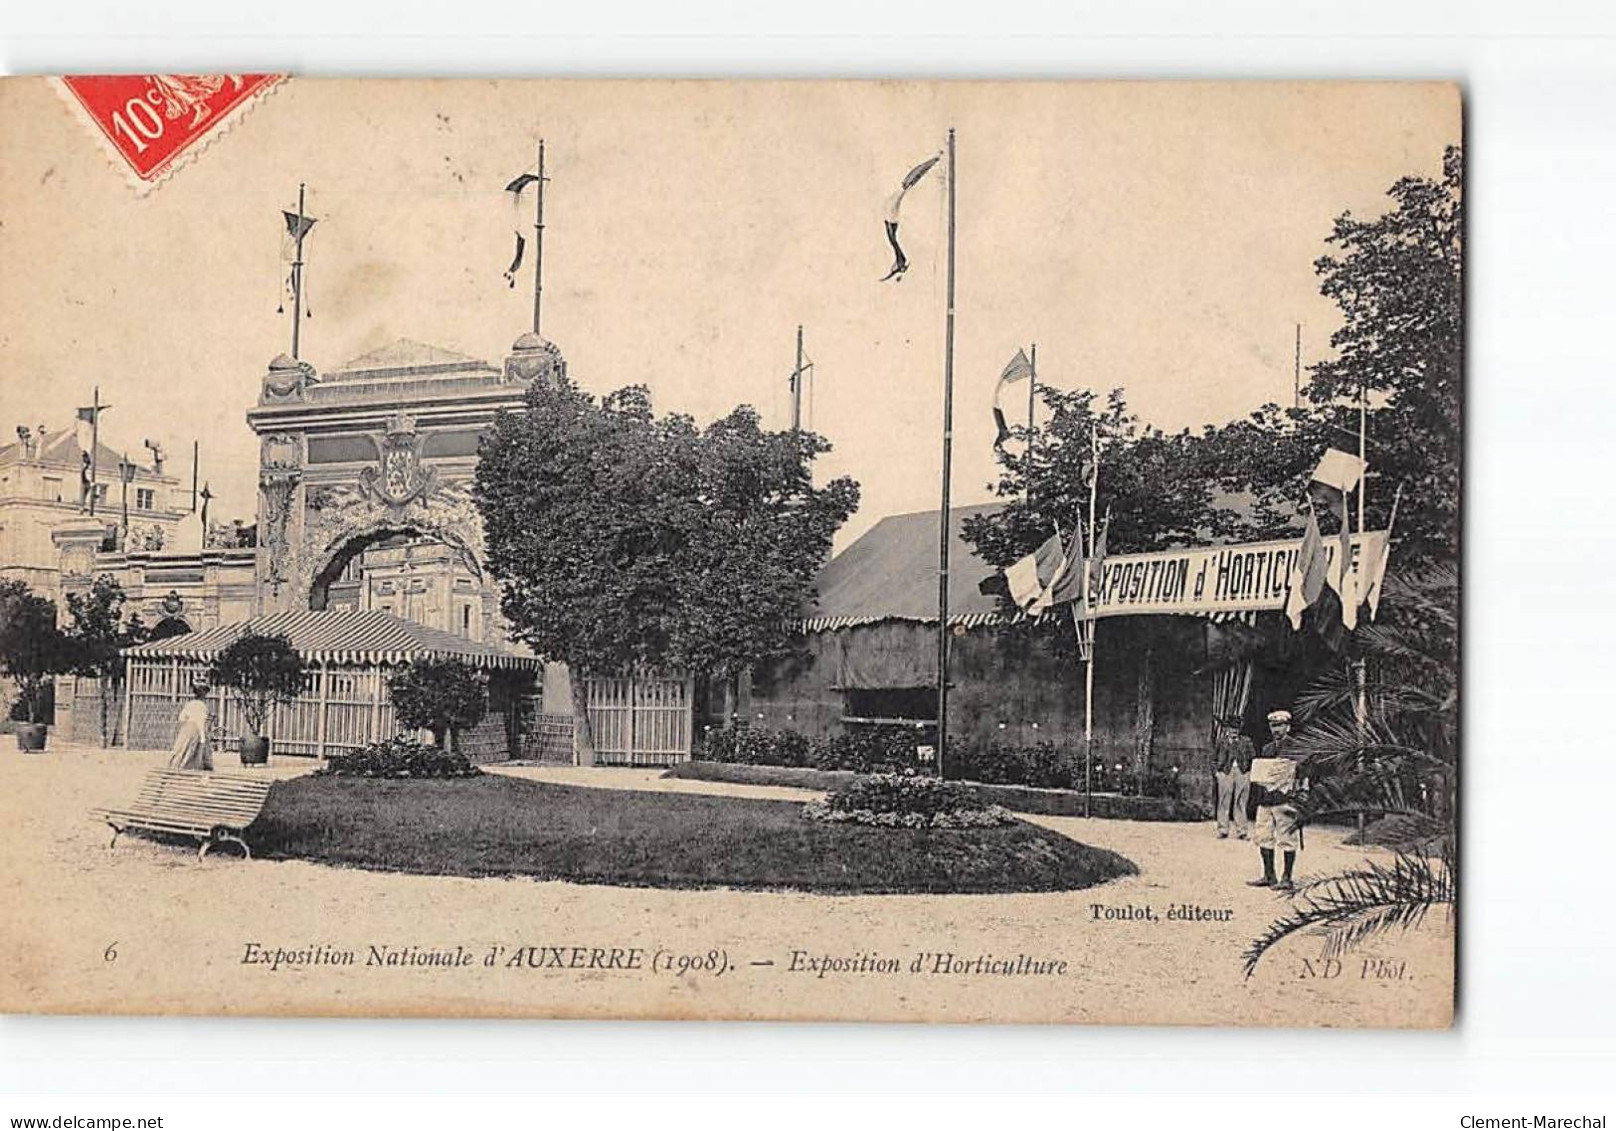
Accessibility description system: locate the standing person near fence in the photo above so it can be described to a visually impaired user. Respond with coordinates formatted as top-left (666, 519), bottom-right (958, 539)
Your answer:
top-left (166, 682), bottom-right (214, 771)
top-left (1212, 723), bottom-right (1253, 840)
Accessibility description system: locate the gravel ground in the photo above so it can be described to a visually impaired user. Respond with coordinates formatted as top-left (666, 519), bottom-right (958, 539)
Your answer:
top-left (0, 740), bottom-right (1453, 1026)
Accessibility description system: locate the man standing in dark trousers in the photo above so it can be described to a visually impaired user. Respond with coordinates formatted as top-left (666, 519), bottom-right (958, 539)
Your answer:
top-left (1212, 724), bottom-right (1253, 840)
top-left (1248, 709), bottom-right (1308, 892)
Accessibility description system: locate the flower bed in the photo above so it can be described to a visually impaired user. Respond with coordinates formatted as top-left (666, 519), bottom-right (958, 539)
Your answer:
top-left (317, 736), bottom-right (482, 780)
top-left (701, 726), bottom-right (1184, 799)
top-left (663, 761), bottom-right (1209, 822)
top-left (802, 773), bottom-right (1013, 830)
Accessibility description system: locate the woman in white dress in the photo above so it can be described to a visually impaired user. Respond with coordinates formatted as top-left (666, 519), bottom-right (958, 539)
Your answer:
top-left (167, 682), bottom-right (214, 771)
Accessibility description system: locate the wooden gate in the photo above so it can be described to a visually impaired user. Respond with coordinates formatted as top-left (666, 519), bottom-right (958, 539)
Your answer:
top-left (585, 674), bottom-right (692, 766)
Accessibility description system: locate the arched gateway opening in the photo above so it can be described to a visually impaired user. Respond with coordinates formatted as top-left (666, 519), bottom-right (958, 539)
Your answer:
top-left (307, 525), bottom-right (490, 643)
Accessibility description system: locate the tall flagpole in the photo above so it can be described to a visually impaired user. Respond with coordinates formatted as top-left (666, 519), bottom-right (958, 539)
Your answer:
top-left (533, 140), bottom-right (546, 336)
top-left (1026, 343), bottom-right (1037, 507)
top-left (119, 453), bottom-right (130, 542)
top-left (1293, 323), bottom-right (1302, 411)
top-left (935, 127), bottom-right (957, 781)
top-left (89, 385), bottom-right (100, 517)
top-left (1083, 420), bottom-right (1098, 818)
top-left (290, 184), bottom-right (307, 360)
top-left (792, 324), bottom-right (805, 433)
top-left (1353, 375), bottom-right (1369, 836)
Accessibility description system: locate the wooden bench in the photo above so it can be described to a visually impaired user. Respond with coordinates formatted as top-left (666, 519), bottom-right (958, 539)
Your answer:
top-left (92, 769), bottom-right (274, 859)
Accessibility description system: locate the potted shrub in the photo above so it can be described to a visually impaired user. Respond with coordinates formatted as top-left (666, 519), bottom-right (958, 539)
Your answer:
top-left (0, 580), bottom-right (72, 753)
top-left (209, 632), bottom-right (307, 765)
top-left (387, 659), bottom-right (488, 753)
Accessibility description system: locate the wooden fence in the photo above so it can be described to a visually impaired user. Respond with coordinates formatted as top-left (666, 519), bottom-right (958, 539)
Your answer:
top-left (585, 674), bottom-right (692, 766)
top-left (126, 657), bottom-right (402, 759)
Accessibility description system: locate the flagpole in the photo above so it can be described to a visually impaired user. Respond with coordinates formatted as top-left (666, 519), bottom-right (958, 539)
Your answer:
top-left (119, 453), bottom-right (131, 544)
top-left (1358, 377), bottom-right (1367, 530)
top-left (291, 183), bottom-right (307, 360)
top-left (792, 324), bottom-right (805, 433)
top-left (1293, 323), bottom-right (1302, 411)
top-left (191, 440), bottom-right (199, 514)
top-left (934, 127), bottom-right (957, 781)
top-left (1084, 420), bottom-right (1098, 818)
top-left (1026, 343), bottom-right (1037, 508)
top-left (89, 386), bottom-right (100, 517)
top-left (533, 140), bottom-right (546, 336)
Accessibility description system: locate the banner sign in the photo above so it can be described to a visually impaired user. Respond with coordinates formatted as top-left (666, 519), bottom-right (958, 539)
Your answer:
top-left (1084, 530), bottom-right (1388, 620)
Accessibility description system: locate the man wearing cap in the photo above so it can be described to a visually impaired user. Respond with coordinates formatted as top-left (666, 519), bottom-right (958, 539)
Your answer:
top-left (1247, 709), bottom-right (1308, 892)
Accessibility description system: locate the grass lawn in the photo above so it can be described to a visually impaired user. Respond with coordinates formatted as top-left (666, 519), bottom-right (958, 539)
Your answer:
top-left (249, 775), bottom-right (1137, 895)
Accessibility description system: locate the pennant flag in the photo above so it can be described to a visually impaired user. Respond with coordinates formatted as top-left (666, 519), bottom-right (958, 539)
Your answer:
top-left (1311, 448), bottom-right (1366, 494)
top-left (1085, 512), bottom-right (1110, 607)
top-left (1284, 510), bottom-right (1330, 630)
top-left (992, 349), bottom-right (1034, 449)
top-left (1365, 486), bottom-right (1402, 620)
top-left (1005, 533), bottom-right (1063, 614)
top-left (281, 210), bottom-right (316, 242)
top-left (880, 153), bottom-right (941, 282)
top-left (75, 404), bottom-right (110, 424)
top-left (1046, 518), bottom-right (1086, 610)
top-left (503, 171), bottom-right (542, 287)
top-left (504, 233), bottom-right (527, 289)
top-left (1307, 449), bottom-right (1367, 630)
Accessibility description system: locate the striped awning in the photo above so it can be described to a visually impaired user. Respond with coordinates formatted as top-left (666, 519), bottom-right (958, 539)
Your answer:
top-left (122, 609), bottom-right (542, 670)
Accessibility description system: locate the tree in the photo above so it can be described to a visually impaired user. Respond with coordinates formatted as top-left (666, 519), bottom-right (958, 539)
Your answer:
top-left (63, 574), bottom-right (150, 745)
top-left (662, 406), bottom-right (860, 714)
top-left (209, 633), bottom-right (307, 739)
top-left (965, 387), bottom-right (1214, 574)
top-left (476, 379), bottom-right (858, 762)
top-left (1305, 144), bottom-right (1462, 569)
top-left (0, 580), bottom-right (72, 724)
top-left (387, 659), bottom-right (488, 750)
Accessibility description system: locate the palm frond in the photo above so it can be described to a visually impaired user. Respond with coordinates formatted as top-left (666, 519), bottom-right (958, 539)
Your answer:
top-left (1243, 851), bottom-right (1455, 977)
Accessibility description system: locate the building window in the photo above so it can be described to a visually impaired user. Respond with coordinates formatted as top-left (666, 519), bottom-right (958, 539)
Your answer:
top-left (461, 604), bottom-right (472, 636)
top-left (135, 488), bottom-right (154, 510)
top-left (841, 687), bottom-right (938, 727)
top-left (42, 476), bottom-right (63, 502)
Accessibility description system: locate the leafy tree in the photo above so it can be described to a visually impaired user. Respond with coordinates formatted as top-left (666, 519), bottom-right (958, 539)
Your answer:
top-left (63, 574), bottom-right (150, 745)
top-left (387, 659), bottom-right (488, 750)
top-left (663, 406), bottom-right (859, 713)
top-left (0, 579), bottom-right (72, 724)
top-left (209, 633), bottom-right (307, 738)
top-left (1304, 144), bottom-right (1462, 568)
top-left (963, 386), bottom-right (1241, 609)
top-left (476, 379), bottom-right (857, 762)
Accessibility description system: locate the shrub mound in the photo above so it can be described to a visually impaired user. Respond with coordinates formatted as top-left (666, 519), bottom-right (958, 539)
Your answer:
top-left (803, 773), bottom-right (1013, 830)
top-left (318, 736), bottom-right (482, 780)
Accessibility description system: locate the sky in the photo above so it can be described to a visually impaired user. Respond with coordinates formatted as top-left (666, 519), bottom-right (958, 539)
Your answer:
top-left (0, 79), bottom-right (1459, 549)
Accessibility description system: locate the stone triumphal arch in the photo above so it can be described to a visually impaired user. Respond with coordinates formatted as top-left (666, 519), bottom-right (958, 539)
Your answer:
top-left (246, 332), bottom-right (565, 635)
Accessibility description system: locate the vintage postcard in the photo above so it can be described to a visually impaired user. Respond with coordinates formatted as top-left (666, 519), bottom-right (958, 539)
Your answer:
top-left (0, 78), bottom-right (1460, 1025)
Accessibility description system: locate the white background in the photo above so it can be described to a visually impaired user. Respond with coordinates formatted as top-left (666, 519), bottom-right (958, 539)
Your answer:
top-left (2, 0), bottom-right (1614, 1115)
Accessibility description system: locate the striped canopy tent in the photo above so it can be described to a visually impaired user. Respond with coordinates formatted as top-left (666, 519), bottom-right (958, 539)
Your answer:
top-left (121, 610), bottom-right (540, 760)
top-left (123, 608), bottom-right (541, 670)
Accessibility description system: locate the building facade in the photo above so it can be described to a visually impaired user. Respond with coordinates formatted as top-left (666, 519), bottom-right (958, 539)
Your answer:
top-left (0, 425), bottom-right (191, 595)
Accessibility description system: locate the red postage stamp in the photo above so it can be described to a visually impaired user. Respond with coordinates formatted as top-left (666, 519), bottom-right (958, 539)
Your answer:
top-left (54, 74), bottom-right (286, 193)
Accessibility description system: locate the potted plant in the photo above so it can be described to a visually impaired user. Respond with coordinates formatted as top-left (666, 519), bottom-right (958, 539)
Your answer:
top-left (208, 632), bottom-right (307, 765)
top-left (387, 658), bottom-right (488, 754)
top-left (0, 580), bottom-right (72, 753)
